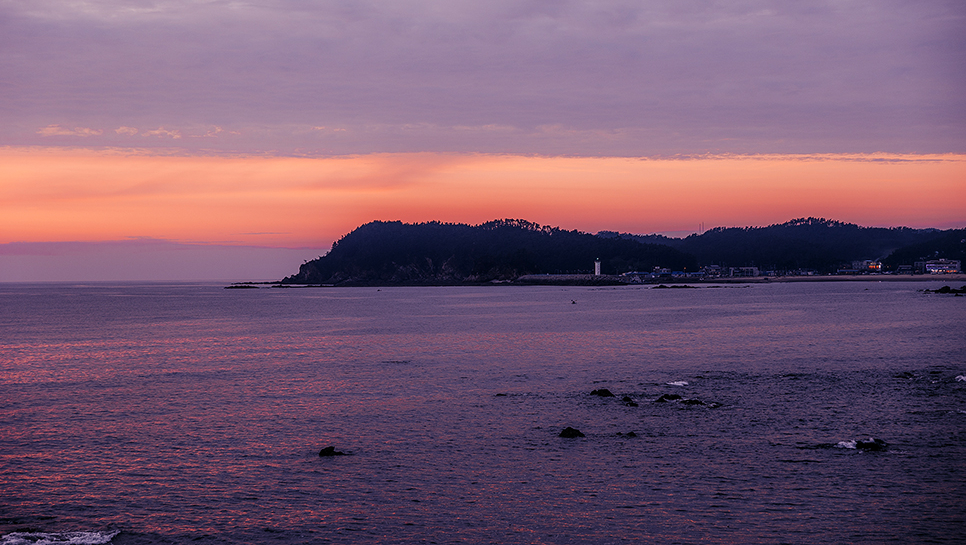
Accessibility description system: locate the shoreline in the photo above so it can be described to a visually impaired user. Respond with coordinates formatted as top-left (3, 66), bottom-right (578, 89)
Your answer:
top-left (261, 273), bottom-right (966, 288)
top-left (712, 273), bottom-right (966, 283)
top-left (515, 272), bottom-right (966, 285)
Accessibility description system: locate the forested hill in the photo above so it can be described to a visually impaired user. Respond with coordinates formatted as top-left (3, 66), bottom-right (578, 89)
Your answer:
top-left (283, 218), bottom-right (962, 285)
top-left (282, 219), bottom-right (697, 285)
top-left (600, 218), bottom-right (959, 272)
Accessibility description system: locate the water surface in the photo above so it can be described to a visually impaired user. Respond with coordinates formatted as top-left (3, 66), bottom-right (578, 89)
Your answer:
top-left (1, 282), bottom-right (964, 543)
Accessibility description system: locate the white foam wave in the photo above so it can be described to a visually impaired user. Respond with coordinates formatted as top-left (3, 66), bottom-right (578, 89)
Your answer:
top-left (835, 440), bottom-right (857, 449)
top-left (955, 375), bottom-right (966, 382)
top-left (667, 381), bottom-right (688, 387)
top-left (0, 531), bottom-right (119, 545)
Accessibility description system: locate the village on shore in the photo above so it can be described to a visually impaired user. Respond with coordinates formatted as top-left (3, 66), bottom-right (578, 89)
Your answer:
top-left (517, 258), bottom-right (964, 285)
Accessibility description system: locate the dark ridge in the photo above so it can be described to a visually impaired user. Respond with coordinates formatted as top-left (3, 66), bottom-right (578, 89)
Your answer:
top-left (602, 217), bottom-right (957, 273)
top-left (282, 219), bottom-right (696, 285)
top-left (881, 228), bottom-right (966, 268)
top-left (283, 218), bottom-right (962, 284)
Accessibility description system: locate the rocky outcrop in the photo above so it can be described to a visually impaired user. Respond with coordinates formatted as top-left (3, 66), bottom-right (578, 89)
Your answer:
top-left (855, 438), bottom-right (888, 451)
top-left (559, 427), bottom-right (585, 438)
top-left (590, 388), bottom-right (615, 397)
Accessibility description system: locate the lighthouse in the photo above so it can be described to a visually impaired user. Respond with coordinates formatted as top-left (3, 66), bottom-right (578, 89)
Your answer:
top-left (594, 259), bottom-right (601, 276)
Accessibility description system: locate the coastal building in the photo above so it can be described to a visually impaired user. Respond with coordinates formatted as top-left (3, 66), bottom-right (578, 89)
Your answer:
top-left (917, 259), bottom-right (962, 274)
top-left (729, 266), bottom-right (760, 277)
top-left (700, 265), bottom-right (722, 278)
top-left (851, 260), bottom-right (882, 272)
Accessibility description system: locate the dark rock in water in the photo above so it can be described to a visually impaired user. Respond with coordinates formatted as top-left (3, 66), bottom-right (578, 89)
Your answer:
top-left (319, 446), bottom-right (348, 457)
top-left (655, 393), bottom-right (682, 403)
top-left (590, 388), bottom-right (615, 397)
top-left (894, 371), bottom-right (915, 379)
top-left (924, 285), bottom-right (966, 294)
top-left (620, 396), bottom-right (639, 407)
top-left (559, 427), bottom-right (585, 438)
top-left (494, 393), bottom-right (507, 397)
top-left (803, 443), bottom-right (838, 450)
top-left (625, 431), bottom-right (637, 438)
top-left (856, 438), bottom-right (888, 451)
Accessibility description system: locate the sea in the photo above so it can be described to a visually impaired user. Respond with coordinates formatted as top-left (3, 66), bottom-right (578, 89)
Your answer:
top-left (1, 280), bottom-right (964, 544)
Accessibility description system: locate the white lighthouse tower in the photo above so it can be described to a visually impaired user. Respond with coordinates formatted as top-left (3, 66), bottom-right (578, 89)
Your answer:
top-left (594, 259), bottom-right (601, 276)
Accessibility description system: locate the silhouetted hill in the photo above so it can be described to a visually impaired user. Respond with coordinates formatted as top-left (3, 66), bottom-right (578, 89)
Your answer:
top-left (283, 219), bottom-right (697, 285)
top-left (881, 228), bottom-right (966, 268)
top-left (601, 218), bottom-right (949, 273)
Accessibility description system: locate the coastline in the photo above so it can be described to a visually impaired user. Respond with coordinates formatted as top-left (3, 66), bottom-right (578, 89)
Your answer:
top-left (720, 273), bottom-right (966, 283)
top-left (258, 273), bottom-right (966, 288)
top-left (514, 273), bottom-right (966, 286)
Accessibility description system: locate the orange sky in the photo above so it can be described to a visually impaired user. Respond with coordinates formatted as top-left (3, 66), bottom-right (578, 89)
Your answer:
top-left (2, 148), bottom-right (964, 249)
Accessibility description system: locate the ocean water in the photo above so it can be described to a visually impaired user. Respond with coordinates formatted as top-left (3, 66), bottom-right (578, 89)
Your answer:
top-left (1, 281), bottom-right (964, 544)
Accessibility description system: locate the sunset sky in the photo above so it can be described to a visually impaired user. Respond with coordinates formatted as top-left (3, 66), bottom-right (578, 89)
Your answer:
top-left (2, 1), bottom-right (964, 281)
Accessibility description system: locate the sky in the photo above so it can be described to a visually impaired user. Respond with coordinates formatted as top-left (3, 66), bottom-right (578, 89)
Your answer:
top-left (1, 0), bottom-right (964, 281)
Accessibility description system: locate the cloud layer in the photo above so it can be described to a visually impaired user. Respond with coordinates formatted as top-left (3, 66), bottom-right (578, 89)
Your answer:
top-left (3, 0), bottom-right (963, 156)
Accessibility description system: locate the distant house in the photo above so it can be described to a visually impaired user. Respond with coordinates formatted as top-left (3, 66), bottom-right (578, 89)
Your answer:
top-left (918, 259), bottom-right (962, 274)
top-left (851, 260), bottom-right (882, 272)
top-left (700, 265), bottom-right (722, 278)
top-left (729, 266), bottom-right (759, 277)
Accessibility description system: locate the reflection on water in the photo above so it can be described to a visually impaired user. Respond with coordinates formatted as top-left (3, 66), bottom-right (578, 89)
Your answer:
top-left (1, 282), bottom-right (964, 543)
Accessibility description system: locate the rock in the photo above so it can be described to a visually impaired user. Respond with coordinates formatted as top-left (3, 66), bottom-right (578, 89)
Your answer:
top-left (590, 388), bottom-right (615, 397)
top-left (494, 393), bottom-right (507, 396)
top-left (625, 431), bottom-right (637, 437)
top-left (924, 285), bottom-right (966, 294)
top-left (559, 427), bottom-right (585, 438)
top-left (319, 446), bottom-right (348, 457)
top-left (655, 393), bottom-right (682, 402)
top-left (855, 438), bottom-right (888, 451)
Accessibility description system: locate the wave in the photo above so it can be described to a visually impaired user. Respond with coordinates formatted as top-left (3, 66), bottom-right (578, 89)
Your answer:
top-left (834, 438), bottom-right (888, 451)
top-left (0, 531), bottom-right (119, 545)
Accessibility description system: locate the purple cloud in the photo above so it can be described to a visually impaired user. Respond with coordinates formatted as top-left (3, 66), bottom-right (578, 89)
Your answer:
top-left (2, 0), bottom-right (963, 155)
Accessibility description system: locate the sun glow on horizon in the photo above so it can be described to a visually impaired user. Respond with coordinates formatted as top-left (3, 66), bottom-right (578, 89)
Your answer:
top-left (2, 148), bottom-right (964, 249)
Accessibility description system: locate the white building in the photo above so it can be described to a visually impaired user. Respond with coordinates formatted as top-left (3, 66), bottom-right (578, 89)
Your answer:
top-left (923, 259), bottom-right (961, 274)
